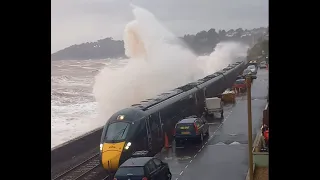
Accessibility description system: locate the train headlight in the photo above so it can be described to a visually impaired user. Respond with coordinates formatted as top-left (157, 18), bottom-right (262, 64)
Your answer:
top-left (124, 142), bottom-right (131, 150)
top-left (100, 144), bottom-right (103, 151)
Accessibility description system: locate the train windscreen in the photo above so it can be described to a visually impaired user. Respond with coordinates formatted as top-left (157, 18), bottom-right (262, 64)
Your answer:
top-left (104, 122), bottom-right (131, 142)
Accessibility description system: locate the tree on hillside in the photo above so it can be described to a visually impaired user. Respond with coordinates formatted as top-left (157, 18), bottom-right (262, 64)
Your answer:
top-left (52, 27), bottom-right (268, 61)
top-left (247, 39), bottom-right (269, 60)
top-left (261, 40), bottom-right (269, 56)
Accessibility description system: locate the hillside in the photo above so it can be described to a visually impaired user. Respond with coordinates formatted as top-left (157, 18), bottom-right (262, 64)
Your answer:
top-left (247, 28), bottom-right (269, 62)
top-left (51, 27), bottom-right (267, 61)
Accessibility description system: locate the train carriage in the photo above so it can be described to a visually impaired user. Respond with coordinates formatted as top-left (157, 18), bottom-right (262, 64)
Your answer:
top-left (99, 61), bottom-right (246, 172)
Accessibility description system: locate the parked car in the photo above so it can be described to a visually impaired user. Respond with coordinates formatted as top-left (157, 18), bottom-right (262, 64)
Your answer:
top-left (174, 116), bottom-right (209, 147)
top-left (114, 156), bottom-right (172, 180)
top-left (247, 65), bottom-right (257, 75)
top-left (242, 69), bottom-right (256, 80)
top-left (232, 79), bottom-right (247, 93)
top-left (259, 61), bottom-right (267, 69)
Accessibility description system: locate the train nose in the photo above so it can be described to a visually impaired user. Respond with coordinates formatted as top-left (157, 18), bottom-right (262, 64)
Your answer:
top-left (101, 142), bottom-right (125, 172)
top-left (102, 150), bottom-right (122, 172)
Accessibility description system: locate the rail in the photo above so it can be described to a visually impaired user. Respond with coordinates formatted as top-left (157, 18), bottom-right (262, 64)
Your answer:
top-left (52, 153), bottom-right (105, 180)
top-left (101, 175), bottom-right (111, 180)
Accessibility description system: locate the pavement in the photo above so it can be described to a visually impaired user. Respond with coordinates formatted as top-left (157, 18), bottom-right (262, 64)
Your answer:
top-left (156, 69), bottom-right (269, 180)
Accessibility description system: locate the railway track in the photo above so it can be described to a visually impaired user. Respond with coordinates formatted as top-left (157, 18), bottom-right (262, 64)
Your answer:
top-left (52, 153), bottom-right (108, 180)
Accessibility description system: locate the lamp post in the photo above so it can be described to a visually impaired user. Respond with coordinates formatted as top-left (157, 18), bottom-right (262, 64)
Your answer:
top-left (246, 75), bottom-right (254, 180)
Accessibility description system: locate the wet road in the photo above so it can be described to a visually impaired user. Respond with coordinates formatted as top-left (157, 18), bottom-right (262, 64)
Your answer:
top-left (157, 69), bottom-right (268, 180)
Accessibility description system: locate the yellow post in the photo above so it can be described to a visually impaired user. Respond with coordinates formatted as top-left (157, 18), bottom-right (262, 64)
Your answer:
top-left (246, 76), bottom-right (254, 180)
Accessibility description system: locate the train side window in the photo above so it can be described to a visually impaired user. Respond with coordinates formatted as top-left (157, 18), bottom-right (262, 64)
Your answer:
top-left (146, 160), bottom-right (157, 173)
top-left (151, 120), bottom-right (158, 131)
top-left (160, 104), bottom-right (175, 121)
top-left (153, 158), bottom-right (162, 168)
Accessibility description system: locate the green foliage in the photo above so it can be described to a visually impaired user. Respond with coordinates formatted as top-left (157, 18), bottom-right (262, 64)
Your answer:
top-left (247, 39), bottom-right (268, 61)
top-left (52, 27), bottom-right (267, 61)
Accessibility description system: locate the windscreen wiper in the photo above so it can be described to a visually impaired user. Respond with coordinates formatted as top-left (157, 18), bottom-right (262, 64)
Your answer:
top-left (111, 125), bottom-right (129, 141)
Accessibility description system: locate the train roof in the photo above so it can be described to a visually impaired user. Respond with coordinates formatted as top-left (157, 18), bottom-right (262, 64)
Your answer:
top-left (128, 61), bottom-right (244, 112)
top-left (122, 157), bottom-right (153, 167)
top-left (108, 108), bottom-right (147, 123)
top-left (131, 89), bottom-right (183, 111)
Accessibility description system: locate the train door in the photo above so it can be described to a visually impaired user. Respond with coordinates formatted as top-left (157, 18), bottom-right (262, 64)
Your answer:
top-left (187, 93), bottom-right (197, 117)
top-left (220, 75), bottom-right (227, 93)
top-left (196, 88), bottom-right (206, 116)
top-left (158, 112), bottom-right (164, 139)
top-left (194, 93), bottom-right (198, 105)
top-left (150, 113), bottom-right (162, 151)
top-left (145, 117), bottom-right (152, 151)
top-left (149, 114), bottom-right (162, 153)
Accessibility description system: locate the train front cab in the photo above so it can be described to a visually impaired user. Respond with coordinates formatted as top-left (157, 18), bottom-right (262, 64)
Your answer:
top-left (99, 108), bottom-right (146, 172)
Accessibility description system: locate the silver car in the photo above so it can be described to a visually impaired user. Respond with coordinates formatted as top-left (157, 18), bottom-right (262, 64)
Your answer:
top-left (247, 65), bottom-right (257, 74)
top-left (260, 61), bottom-right (267, 69)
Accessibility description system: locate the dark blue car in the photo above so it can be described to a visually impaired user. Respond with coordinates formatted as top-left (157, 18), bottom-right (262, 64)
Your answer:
top-left (173, 117), bottom-right (209, 147)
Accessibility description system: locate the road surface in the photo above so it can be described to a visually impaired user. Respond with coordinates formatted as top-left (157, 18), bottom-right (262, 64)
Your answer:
top-left (156, 69), bottom-right (268, 180)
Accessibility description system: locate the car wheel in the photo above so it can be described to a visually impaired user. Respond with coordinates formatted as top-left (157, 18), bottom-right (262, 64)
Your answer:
top-left (167, 172), bottom-right (172, 180)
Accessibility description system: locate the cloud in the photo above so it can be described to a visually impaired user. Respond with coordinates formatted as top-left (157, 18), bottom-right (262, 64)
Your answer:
top-left (51, 0), bottom-right (268, 53)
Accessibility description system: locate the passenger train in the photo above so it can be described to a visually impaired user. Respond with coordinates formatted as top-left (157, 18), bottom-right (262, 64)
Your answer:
top-left (99, 61), bottom-right (246, 172)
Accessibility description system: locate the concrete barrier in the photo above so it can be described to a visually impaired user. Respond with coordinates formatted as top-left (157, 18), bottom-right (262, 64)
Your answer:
top-left (252, 129), bottom-right (269, 167)
top-left (51, 127), bottom-right (103, 167)
top-left (245, 130), bottom-right (268, 180)
top-left (253, 152), bottom-right (269, 167)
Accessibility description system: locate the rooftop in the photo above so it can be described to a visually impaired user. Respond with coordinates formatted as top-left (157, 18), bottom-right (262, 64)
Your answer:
top-left (121, 157), bottom-right (153, 167)
top-left (178, 118), bottom-right (197, 124)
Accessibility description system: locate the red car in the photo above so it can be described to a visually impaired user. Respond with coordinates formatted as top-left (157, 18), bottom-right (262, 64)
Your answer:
top-left (232, 79), bottom-right (247, 93)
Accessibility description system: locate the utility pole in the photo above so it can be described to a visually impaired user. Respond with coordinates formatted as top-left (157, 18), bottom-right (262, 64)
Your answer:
top-left (246, 76), bottom-right (254, 180)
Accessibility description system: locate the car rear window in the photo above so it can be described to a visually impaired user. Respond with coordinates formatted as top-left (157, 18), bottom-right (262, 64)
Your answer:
top-left (115, 167), bottom-right (144, 176)
top-left (235, 80), bottom-right (245, 84)
top-left (248, 65), bottom-right (255, 69)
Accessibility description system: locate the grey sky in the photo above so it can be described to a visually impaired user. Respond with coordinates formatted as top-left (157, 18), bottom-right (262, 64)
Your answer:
top-left (51, 0), bottom-right (268, 53)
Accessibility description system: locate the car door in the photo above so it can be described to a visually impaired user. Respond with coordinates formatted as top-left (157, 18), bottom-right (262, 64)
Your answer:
top-left (152, 158), bottom-right (166, 179)
top-left (146, 160), bottom-right (159, 180)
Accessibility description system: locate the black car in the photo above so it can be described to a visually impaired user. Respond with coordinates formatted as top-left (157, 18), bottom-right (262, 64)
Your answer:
top-left (173, 117), bottom-right (209, 146)
top-left (114, 156), bottom-right (172, 180)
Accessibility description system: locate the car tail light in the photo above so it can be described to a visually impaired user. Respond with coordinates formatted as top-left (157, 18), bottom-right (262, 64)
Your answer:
top-left (142, 177), bottom-right (148, 180)
top-left (194, 123), bottom-right (199, 134)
